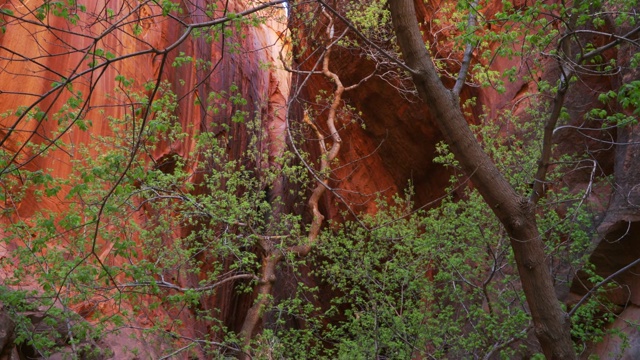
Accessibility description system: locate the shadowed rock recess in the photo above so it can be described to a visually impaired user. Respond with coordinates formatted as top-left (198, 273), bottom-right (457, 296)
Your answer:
top-left (0, 0), bottom-right (638, 358)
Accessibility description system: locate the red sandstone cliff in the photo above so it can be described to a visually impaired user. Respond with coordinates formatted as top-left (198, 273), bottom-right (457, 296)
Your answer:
top-left (0, 0), bottom-right (291, 357)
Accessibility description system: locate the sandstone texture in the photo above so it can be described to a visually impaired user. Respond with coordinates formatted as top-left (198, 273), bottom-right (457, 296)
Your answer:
top-left (0, 0), bottom-right (291, 357)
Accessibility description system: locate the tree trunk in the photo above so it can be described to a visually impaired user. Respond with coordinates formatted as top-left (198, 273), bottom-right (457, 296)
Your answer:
top-left (388, 0), bottom-right (575, 358)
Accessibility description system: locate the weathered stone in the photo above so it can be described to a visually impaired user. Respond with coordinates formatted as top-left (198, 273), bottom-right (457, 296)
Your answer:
top-left (0, 305), bottom-right (16, 360)
top-left (593, 305), bottom-right (640, 359)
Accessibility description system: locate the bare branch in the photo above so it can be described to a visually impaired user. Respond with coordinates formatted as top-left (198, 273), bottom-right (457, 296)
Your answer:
top-left (316, 0), bottom-right (415, 74)
top-left (568, 257), bottom-right (640, 318)
top-left (119, 273), bottom-right (258, 293)
top-left (453, 0), bottom-right (479, 96)
top-left (562, 25), bottom-right (640, 64)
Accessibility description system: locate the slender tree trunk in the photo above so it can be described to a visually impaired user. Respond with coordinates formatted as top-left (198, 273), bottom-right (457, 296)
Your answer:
top-left (388, 1), bottom-right (575, 358)
top-left (239, 250), bottom-right (282, 359)
top-left (238, 10), bottom-right (357, 357)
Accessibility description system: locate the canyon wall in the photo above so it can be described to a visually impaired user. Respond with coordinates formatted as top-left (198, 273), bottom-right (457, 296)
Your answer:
top-left (0, 0), bottom-right (292, 357)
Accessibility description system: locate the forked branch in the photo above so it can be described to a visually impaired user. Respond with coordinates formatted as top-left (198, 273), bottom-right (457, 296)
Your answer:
top-left (238, 8), bottom-right (371, 356)
top-left (529, 24), bottom-right (640, 204)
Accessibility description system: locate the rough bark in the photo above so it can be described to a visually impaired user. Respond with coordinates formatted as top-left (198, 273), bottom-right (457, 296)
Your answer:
top-left (388, 0), bottom-right (575, 358)
top-left (239, 250), bottom-right (283, 358)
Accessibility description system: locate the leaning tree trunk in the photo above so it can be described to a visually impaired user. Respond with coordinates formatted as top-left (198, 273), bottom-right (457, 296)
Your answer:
top-left (388, 0), bottom-right (575, 358)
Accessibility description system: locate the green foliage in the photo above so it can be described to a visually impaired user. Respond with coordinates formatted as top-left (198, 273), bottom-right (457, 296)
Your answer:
top-left (265, 95), bottom-right (607, 358)
top-left (0, 8), bottom-right (12, 33)
top-left (471, 109), bottom-right (542, 192)
top-left (345, 0), bottom-right (390, 38)
top-left (569, 264), bottom-right (614, 348)
top-left (34, 0), bottom-right (81, 24)
top-left (0, 70), bottom-right (307, 356)
top-left (590, 80), bottom-right (640, 127)
top-left (159, 0), bottom-right (182, 17)
top-left (259, 181), bottom-right (533, 358)
top-left (618, 80), bottom-right (640, 116)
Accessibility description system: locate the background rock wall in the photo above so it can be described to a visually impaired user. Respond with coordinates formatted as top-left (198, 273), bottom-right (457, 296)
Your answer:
top-left (0, 0), bottom-right (290, 356)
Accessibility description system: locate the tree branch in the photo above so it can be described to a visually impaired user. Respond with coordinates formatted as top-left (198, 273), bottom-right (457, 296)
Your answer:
top-left (119, 273), bottom-right (258, 293)
top-left (528, 23), bottom-right (640, 204)
top-left (452, 0), bottom-right (479, 96)
top-left (529, 24), bottom-right (574, 204)
top-left (316, 0), bottom-right (415, 74)
top-left (389, 0), bottom-right (576, 357)
top-left (568, 256), bottom-right (640, 318)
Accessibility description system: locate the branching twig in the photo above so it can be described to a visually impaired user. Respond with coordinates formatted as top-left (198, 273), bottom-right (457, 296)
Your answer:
top-left (316, 0), bottom-right (414, 74)
top-left (119, 273), bottom-right (258, 293)
top-left (568, 257), bottom-right (640, 317)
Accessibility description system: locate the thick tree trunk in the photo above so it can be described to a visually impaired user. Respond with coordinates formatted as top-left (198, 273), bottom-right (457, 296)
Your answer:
top-left (388, 0), bottom-right (575, 358)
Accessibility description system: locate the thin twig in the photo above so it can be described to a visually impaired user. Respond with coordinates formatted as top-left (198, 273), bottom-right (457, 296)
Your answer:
top-left (569, 257), bottom-right (640, 317)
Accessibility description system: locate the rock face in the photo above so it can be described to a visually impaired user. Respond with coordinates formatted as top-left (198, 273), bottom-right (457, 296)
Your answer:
top-left (290, 1), bottom-right (632, 357)
top-left (0, 0), bottom-right (637, 358)
top-left (569, 27), bottom-right (640, 357)
top-left (0, 0), bottom-right (291, 357)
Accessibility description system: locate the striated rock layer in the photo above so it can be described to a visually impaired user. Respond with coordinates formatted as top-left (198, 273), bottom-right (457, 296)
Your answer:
top-left (0, 0), bottom-right (291, 357)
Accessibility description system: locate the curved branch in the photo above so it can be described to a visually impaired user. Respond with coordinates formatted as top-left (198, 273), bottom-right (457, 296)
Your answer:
top-left (120, 273), bottom-right (258, 293)
top-left (290, 7), bottom-right (351, 256)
